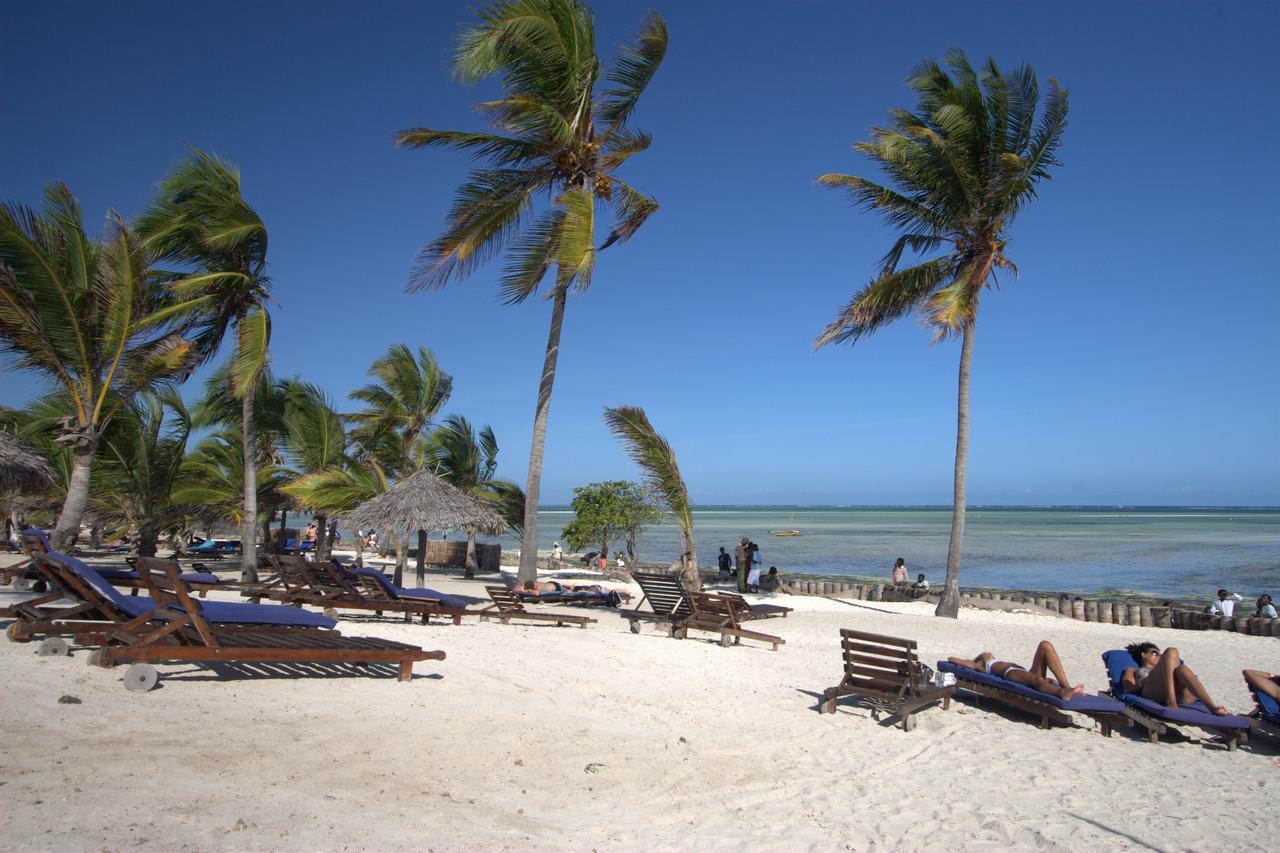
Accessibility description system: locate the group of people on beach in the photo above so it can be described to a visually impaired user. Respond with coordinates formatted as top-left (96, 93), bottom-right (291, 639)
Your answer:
top-left (889, 557), bottom-right (930, 598)
top-left (715, 539), bottom-right (780, 593)
top-left (1206, 588), bottom-right (1276, 619)
top-left (948, 640), bottom-right (1279, 717)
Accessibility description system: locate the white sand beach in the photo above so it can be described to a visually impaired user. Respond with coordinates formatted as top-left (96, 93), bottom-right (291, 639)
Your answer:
top-left (1, 558), bottom-right (1276, 853)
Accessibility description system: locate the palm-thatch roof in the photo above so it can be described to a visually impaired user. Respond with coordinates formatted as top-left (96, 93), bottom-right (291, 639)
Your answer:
top-left (0, 430), bottom-right (56, 496)
top-left (342, 468), bottom-right (506, 536)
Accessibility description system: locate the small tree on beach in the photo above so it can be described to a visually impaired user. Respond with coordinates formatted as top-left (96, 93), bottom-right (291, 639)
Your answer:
top-left (138, 151), bottom-right (274, 581)
top-left (815, 50), bottom-right (1068, 618)
top-left (0, 185), bottom-right (197, 550)
top-left (602, 406), bottom-right (698, 590)
top-left (560, 480), bottom-right (661, 567)
top-left (397, 0), bottom-right (668, 587)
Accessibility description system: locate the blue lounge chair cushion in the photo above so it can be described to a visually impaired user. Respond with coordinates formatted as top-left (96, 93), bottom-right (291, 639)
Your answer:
top-left (47, 547), bottom-right (335, 629)
top-left (95, 568), bottom-right (221, 585)
top-left (936, 660), bottom-right (1125, 714)
top-left (353, 568), bottom-right (469, 609)
top-left (1250, 676), bottom-right (1280, 719)
top-left (1100, 650), bottom-right (1250, 730)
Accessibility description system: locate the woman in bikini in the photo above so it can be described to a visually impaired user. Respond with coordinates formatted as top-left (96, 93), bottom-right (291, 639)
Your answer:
top-left (948, 640), bottom-right (1086, 701)
top-left (1120, 642), bottom-right (1229, 715)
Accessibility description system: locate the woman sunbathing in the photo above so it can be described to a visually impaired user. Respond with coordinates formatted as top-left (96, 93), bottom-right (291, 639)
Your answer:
top-left (1121, 643), bottom-right (1229, 716)
top-left (948, 640), bottom-right (1086, 700)
top-left (1243, 669), bottom-right (1280, 703)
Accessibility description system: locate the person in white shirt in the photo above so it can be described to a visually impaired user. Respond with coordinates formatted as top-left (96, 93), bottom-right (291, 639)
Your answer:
top-left (550, 542), bottom-right (563, 562)
top-left (1208, 589), bottom-right (1243, 618)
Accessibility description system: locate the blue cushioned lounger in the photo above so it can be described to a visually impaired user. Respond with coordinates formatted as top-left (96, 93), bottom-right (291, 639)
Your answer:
top-left (1245, 674), bottom-right (1280, 738)
top-left (937, 660), bottom-right (1125, 735)
top-left (353, 568), bottom-right (470, 610)
top-left (1101, 649), bottom-right (1249, 749)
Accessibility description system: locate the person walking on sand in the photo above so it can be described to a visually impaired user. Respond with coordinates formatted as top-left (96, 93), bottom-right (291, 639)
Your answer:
top-left (948, 641), bottom-right (1087, 701)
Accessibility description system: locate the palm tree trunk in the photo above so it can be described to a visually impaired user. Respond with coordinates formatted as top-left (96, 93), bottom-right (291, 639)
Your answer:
top-left (137, 519), bottom-right (158, 557)
top-left (935, 321), bottom-right (974, 619)
top-left (240, 387), bottom-right (259, 582)
top-left (315, 514), bottom-right (328, 563)
top-left (393, 528), bottom-right (407, 588)
top-left (681, 530), bottom-right (700, 591)
top-left (51, 439), bottom-right (98, 551)
top-left (517, 282), bottom-right (568, 586)
top-left (416, 529), bottom-right (427, 585)
top-left (464, 532), bottom-right (478, 579)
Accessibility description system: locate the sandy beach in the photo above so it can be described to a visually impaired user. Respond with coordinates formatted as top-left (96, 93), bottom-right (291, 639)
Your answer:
top-left (0, 553), bottom-right (1275, 853)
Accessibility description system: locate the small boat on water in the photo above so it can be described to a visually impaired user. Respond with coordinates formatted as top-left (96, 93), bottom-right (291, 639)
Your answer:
top-left (770, 529), bottom-right (800, 537)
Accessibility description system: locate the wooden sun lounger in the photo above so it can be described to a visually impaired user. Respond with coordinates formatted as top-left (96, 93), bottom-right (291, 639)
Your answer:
top-left (479, 586), bottom-right (596, 628)
top-left (625, 571), bottom-right (692, 635)
top-left (88, 559), bottom-right (444, 690)
top-left (936, 660), bottom-right (1127, 736)
top-left (675, 591), bottom-right (785, 651)
top-left (717, 591), bottom-right (792, 620)
top-left (820, 629), bottom-right (954, 731)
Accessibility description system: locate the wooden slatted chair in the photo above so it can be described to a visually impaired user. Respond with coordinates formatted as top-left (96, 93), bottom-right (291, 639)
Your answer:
top-left (479, 586), bottom-right (596, 629)
top-left (819, 629), bottom-right (954, 731)
top-left (625, 571), bottom-right (693, 635)
top-left (717, 591), bottom-right (793, 620)
top-left (676, 591), bottom-right (785, 651)
top-left (94, 558), bottom-right (444, 690)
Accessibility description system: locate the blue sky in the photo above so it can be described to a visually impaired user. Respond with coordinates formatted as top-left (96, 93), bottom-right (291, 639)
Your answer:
top-left (2, 1), bottom-right (1277, 506)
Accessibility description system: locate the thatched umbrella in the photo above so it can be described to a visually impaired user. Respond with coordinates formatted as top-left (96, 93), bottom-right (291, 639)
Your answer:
top-left (343, 468), bottom-right (506, 585)
top-left (0, 430), bottom-right (55, 496)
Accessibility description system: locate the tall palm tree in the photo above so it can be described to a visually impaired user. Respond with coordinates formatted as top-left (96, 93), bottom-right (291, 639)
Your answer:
top-left (92, 388), bottom-right (192, 556)
top-left (277, 379), bottom-right (346, 562)
top-left (0, 184), bottom-right (197, 549)
top-left (423, 414), bottom-right (525, 577)
top-left (348, 343), bottom-right (453, 477)
top-left (815, 50), bottom-right (1068, 618)
top-left (603, 406), bottom-right (697, 590)
top-left (397, 0), bottom-right (667, 585)
top-left (138, 149), bottom-right (273, 580)
top-left (172, 429), bottom-right (289, 549)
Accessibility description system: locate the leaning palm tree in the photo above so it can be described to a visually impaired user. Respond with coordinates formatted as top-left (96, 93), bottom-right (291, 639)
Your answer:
top-left (277, 379), bottom-right (347, 563)
top-left (92, 388), bottom-right (192, 557)
top-left (422, 414), bottom-right (525, 577)
top-left (348, 344), bottom-right (452, 478)
top-left (397, 0), bottom-right (667, 585)
top-left (0, 184), bottom-right (197, 549)
top-left (815, 49), bottom-right (1069, 618)
top-left (173, 429), bottom-right (289, 549)
top-left (137, 149), bottom-right (273, 580)
top-left (602, 405), bottom-right (698, 591)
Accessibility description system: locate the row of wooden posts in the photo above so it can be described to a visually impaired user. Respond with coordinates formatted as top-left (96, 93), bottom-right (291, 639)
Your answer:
top-left (779, 580), bottom-right (1280, 638)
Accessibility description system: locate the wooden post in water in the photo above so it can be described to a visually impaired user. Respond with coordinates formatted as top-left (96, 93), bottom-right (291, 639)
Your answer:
top-left (1058, 594), bottom-right (1071, 615)
top-left (1071, 598), bottom-right (1085, 621)
top-left (1098, 601), bottom-right (1112, 623)
top-left (1084, 600), bottom-right (1099, 622)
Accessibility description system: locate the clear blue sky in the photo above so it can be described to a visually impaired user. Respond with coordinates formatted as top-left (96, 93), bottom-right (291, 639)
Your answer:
top-left (2, 1), bottom-right (1277, 506)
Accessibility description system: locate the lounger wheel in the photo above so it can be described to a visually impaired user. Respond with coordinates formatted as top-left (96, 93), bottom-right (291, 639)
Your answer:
top-left (87, 649), bottom-right (116, 669)
top-left (123, 663), bottom-right (159, 692)
top-left (6, 622), bottom-right (31, 643)
top-left (12, 577), bottom-right (30, 591)
top-left (323, 607), bottom-right (338, 619)
top-left (629, 620), bottom-right (640, 634)
top-left (719, 634), bottom-right (732, 647)
top-left (37, 637), bottom-right (68, 657)
top-left (902, 715), bottom-right (916, 732)
top-left (31, 579), bottom-right (48, 593)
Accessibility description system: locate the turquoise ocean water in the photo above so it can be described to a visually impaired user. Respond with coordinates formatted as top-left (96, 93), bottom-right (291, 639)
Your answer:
top-left (488, 506), bottom-right (1279, 601)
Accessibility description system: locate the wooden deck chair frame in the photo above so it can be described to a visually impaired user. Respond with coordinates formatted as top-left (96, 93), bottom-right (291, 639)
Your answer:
top-left (625, 571), bottom-right (692, 635)
top-left (92, 559), bottom-right (444, 689)
top-left (716, 591), bottom-right (792, 621)
top-left (1111, 699), bottom-right (1247, 750)
top-left (675, 591), bottom-right (785, 651)
top-left (820, 629), bottom-right (954, 731)
top-left (339, 563), bottom-right (474, 626)
top-left (479, 586), bottom-right (596, 629)
top-left (944, 670), bottom-right (1127, 736)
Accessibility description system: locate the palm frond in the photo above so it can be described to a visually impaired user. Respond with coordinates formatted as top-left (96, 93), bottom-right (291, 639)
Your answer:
top-left (598, 11), bottom-right (667, 130)
top-left (601, 405), bottom-right (691, 538)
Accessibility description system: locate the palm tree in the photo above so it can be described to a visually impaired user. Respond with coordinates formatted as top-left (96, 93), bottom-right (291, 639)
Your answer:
top-left (0, 184), bottom-right (197, 549)
top-left (602, 406), bottom-right (698, 591)
top-left (423, 414), bottom-right (525, 577)
top-left (397, 0), bottom-right (667, 585)
top-left (173, 429), bottom-right (290, 549)
top-left (277, 379), bottom-right (346, 563)
top-left (348, 344), bottom-right (452, 478)
top-left (815, 50), bottom-right (1069, 618)
top-left (92, 388), bottom-right (192, 557)
top-left (138, 149), bottom-right (273, 580)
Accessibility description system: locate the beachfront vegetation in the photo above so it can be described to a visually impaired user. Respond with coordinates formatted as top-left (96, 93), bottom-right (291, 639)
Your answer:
top-left (559, 480), bottom-right (663, 567)
top-left (349, 343), bottom-right (453, 479)
top-left (602, 406), bottom-right (698, 590)
top-left (397, 0), bottom-right (667, 586)
top-left (421, 415), bottom-right (525, 576)
top-left (0, 184), bottom-right (198, 550)
top-left (815, 49), bottom-right (1068, 618)
top-left (139, 150), bottom-right (275, 580)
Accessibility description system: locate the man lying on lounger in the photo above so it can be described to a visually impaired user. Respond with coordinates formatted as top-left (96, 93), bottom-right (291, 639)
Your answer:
top-left (948, 640), bottom-right (1086, 701)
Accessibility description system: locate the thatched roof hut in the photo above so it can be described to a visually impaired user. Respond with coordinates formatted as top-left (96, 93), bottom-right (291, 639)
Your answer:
top-left (343, 468), bottom-right (507, 536)
top-left (0, 430), bottom-right (55, 496)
